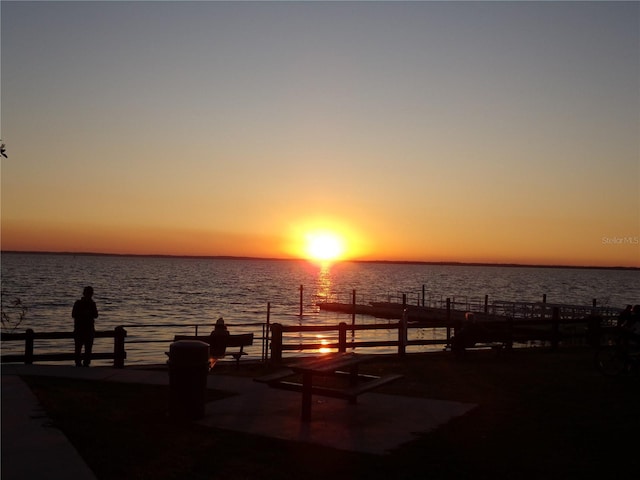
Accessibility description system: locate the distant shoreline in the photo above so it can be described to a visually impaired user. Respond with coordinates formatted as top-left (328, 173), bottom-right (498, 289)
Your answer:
top-left (2, 250), bottom-right (638, 271)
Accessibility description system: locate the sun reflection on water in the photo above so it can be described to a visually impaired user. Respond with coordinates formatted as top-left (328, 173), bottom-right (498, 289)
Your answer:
top-left (316, 262), bottom-right (332, 304)
top-left (318, 336), bottom-right (331, 354)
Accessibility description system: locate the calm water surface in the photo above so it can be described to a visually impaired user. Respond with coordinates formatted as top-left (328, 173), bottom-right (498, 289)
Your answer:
top-left (2, 253), bottom-right (638, 364)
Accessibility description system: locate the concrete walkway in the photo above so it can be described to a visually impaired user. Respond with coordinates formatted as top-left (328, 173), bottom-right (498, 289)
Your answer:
top-left (2, 364), bottom-right (475, 479)
top-left (2, 374), bottom-right (98, 480)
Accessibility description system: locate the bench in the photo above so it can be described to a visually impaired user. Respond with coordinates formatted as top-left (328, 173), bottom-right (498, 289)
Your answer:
top-left (450, 322), bottom-right (510, 357)
top-left (265, 374), bottom-right (405, 404)
top-left (254, 369), bottom-right (295, 385)
top-left (173, 333), bottom-right (254, 366)
top-left (254, 368), bottom-right (388, 392)
top-left (447, 341), bottom-right (506, 357)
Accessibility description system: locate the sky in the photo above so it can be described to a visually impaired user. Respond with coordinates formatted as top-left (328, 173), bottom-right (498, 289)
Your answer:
top-left (1, 0), bottom-right (639, 267)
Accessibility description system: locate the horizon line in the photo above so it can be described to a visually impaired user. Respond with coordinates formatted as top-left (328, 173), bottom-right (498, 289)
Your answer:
top-left (1, 250), bottom-right (637, 271)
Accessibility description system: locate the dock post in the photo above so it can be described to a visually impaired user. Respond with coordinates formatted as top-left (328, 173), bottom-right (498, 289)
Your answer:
top-left (25, 328), bottom-right (34, 365)
top-left (422, 285), bottom-right (425, 307)
top-left (299, 285), bottom-right (303, 317)
top-left (114, 326), bottom-right (127, 368)
top-left (271, 323), bottom-right (283, 364)
top-left (484, 295), bottom-right (489, 314)
top-left (338, 322), bottom-right (347, 352)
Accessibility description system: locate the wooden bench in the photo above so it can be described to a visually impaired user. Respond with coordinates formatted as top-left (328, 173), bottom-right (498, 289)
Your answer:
top-left (264, 374), bottom-right (405, 404)
top-left (450, 323), bottom-right (511, 357)
top-left (254, 369), bottom-right (295, 385)
top-left (173, 333), bottom-right (254, 366)
top-left (447, 341), bottom-right (506, 357)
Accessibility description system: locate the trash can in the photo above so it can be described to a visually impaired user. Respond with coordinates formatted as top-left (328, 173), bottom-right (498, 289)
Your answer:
top-left (167, 340), bottom-right (210, 420)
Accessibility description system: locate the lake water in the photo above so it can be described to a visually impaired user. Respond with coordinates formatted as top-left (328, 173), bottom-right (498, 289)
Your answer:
top-left (2, 253), bottom-right (638, 365)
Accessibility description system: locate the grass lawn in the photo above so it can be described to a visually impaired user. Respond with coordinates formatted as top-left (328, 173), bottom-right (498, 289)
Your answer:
top-left (22, 348), bottom-right (640, 479)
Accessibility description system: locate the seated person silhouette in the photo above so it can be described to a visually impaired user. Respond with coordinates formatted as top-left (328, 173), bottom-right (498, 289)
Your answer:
top-left (209, 317), bottom-right (230, 367)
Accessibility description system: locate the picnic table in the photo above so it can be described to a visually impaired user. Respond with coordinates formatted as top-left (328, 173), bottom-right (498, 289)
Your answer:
top-left (256, 352), bottom-right (403, 421)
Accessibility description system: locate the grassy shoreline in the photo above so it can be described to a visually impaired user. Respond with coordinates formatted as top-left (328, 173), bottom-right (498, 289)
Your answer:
top-left (22, 348), bottom-right (640, 479)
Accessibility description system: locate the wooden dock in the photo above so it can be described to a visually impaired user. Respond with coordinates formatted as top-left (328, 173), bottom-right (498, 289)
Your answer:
top-left (319, 301), bottom-right (471, 323)
top-left (318, 298), bottom-right (620, 325)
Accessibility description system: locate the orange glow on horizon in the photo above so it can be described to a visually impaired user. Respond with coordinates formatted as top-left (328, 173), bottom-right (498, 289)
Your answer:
top-left (1, 218), bottom-right (637, 268)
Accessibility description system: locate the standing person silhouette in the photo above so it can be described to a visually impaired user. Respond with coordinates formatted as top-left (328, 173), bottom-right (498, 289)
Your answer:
top-left (72, 286), bottom-right (98, 367)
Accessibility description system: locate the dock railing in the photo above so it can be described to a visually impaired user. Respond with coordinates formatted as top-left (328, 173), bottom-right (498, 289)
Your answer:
top-left (1, 326), bottom-right (127, 367)
top-left (1, 321), bottom-right (270, 367)
top-left (316, 288), bottom-right (621, 322)
top-left (2, 311), bottom-right (611, 367)
top-left (269, 307), bottom-right (606, 363)
top-left (2, 287), bottom-right (622, 366)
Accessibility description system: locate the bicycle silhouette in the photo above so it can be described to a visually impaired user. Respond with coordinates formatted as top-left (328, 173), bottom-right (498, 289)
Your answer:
top-left (595, 331), bottom-right (640, 377)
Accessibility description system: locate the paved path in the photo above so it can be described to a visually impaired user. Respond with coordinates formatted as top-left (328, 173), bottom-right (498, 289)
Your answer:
top-left (2, 374), bottom-right (98, 480)
top-left (2, 364), bottom-right (475, 478)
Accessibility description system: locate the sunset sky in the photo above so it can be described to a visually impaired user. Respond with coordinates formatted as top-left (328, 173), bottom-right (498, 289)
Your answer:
top-left (1, 1), bottom-right (639, 267)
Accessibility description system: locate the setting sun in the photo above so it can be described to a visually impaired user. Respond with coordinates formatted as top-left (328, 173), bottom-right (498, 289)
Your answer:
top-left (305, 231), bottom-right (345, 262)
top-left (285, 216), bottom-right (368, 262)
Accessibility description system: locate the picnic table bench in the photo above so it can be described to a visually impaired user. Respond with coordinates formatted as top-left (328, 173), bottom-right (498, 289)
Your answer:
top-left (255, 352), bottom-right (403, 421)
top-left (173, 333), bottom-right (253, 366)
top-left (447, 341), bottom-right (507, 357)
